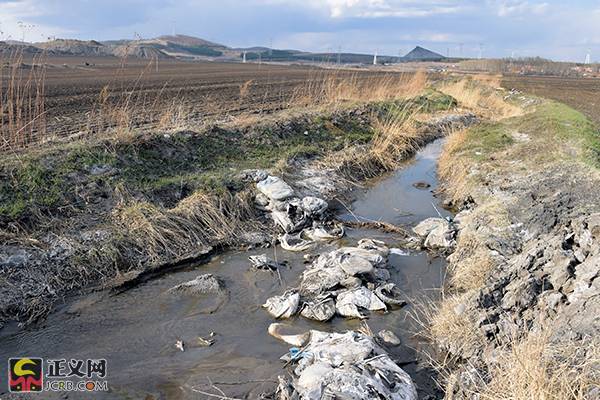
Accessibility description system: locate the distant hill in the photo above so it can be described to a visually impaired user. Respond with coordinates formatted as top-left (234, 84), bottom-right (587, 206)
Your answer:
top-left (156, 35), bottom-right (226, 50)
top-left (1, 34), bottom-right (449, 65)
top-left (0, 41), bottom-right (44, 56)
top-left (36, 39), bottom-right (110, 56)
top-left (112, 43), bottom-right (172, 59)
top-left (402, 46), bottom-right (446, 61)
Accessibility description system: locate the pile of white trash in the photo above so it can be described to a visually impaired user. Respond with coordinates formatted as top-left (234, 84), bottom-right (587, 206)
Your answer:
top-left (252, 173), bottom-right (344, 252)
top-left (250, 172), bottom-right (436, 400)
top-left (271, 326), bottom-right (417, 400)
top-left (263, 238), bottom-right (406, 321)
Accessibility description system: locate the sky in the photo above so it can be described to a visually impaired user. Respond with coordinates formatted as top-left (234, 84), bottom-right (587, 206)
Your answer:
top-left (0, 0), bottom-right (599, 62)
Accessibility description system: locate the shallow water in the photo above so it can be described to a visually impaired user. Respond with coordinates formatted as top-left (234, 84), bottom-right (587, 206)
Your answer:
top-left (0, 139), bottom-right (450, 399)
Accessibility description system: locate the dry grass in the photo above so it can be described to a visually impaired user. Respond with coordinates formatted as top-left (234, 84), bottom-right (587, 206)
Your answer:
top-left (438, 78), bottom-right (521, 120)
top-left (370, 108), bottom-right (423, 168)
top-left (318, 103), bottom-right (423, 180)
top-left (447, 230), bottom-right (495, 292)
top-left (86, 58), bottom-right (193, 138)
top-left (438, 128), bottom-right (472, 204)
top-left (291, 69), bottom-right (427, 107)
top-left (0, 49), bottom-right (47, 151)
top-left (421, 295), bottom-right (600, 400)
top-left (426, 294), bottom-right (483, 360)
top-left (467, 330), bottom-right (600, 400)
top-left (113, 189), bottom-right (258, 263)
top-left (239, 79), bottom-right (253, 100)
top-left (472, 74), bottom-right (503, 89)
top-left (157, 99), bottom-right (191, 131)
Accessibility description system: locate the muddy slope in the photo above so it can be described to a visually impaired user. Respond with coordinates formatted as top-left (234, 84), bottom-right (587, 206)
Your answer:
top-left (434, 95), bottom-right (600, 396)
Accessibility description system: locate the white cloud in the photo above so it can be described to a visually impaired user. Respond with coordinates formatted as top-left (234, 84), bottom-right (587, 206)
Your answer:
top-left (0, 0), bottom-right (71, 42)
top-left (494, 1), bottom-right (549, 17)
top-left (263, 0), bottom-right (466, 18)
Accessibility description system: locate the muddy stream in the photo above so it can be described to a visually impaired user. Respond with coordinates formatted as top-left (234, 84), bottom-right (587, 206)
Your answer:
top-left (0, 139), bottom-right (451, 399)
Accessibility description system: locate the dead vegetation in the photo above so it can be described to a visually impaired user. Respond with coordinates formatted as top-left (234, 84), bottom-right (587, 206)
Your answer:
top-left (291, 69), bottom-right (427, 107)
top-left (437, 77), bottom-right (521, 120)
top-left (0, 49), bottom-right (47, 151)
top-left (472, 331), bottom-right (600, 400)
top-left (437, 128), bottom-right (472, 204)
top-left (317, 102), bottom-right (425, 181)
top-left (112, 189), bottom-right (258, 264)
top-left (87, 58), bottom-right (194, 138)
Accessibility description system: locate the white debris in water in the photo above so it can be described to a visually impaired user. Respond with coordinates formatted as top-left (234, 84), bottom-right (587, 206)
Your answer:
top-left (280, 232), bottom-right (315, 252)
top-left (375, 283), bottom-right (406, 307)
top-left (390, 248), bottom-right (410, 256)
top-left (413, 217), bottom-right (456, 249)
top-left (300, 297), bottom-right (336, 322)
top-left (248, 254), bottom-right (286, 270)
top-left (378, 329), bottom-right (401, 346)
top-left (338, 254), bottom-right (375, 276)
top-left (274, 329), bottom-right (417, 400)
top-left (335, 287), bottom-right (387, 318)
top-left (263, 290), bottom-right (300, 319)
top-left (301, 196), bottom-right (328, 216)
top-left (268, 323), bottom-right (311, 347)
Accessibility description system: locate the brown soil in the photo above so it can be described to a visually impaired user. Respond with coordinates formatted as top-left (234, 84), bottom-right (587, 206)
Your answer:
top-left (31, 57), bottom-right (385, 137)
top-left (502, 75), bottom-right (600, 126)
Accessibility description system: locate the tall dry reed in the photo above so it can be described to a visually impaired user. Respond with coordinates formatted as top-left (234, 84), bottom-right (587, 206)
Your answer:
top-left (0, 49), bottom-right (47, 151)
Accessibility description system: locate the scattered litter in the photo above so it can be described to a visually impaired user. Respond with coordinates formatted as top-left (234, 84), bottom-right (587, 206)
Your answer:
top-left (303, 254), bottom-right (316, 263)
top-left (268, 323), bottom-right (310, 347)
top-left (280, 232), bottom-right (314, 252)
top-left (335, 287), bottom-right (387, 319)
top-left (197, 336), bottom-right (215, 347)
top-left (375, 283), bottom-right (407, 307)
top-left (412, 181), bottom-right (431, 190)
top-left (267, 238), bottom-right (408, 322)
top-left (378, 329), bottom-right (401, 346)
top-left (256, 176), bottom-right (295, 201)
top-left (300, 297), bottom-right (336, 322)
top-left (338, 254), bottom-right (374, 276)
top-left (302, 224), bottom-right (344, 241)
top-left (413, 217), bottom-right (456, 250)
top-left (175, 340), bottom-right (185, 352)
top-left (390, 248), bottom-right (410, 256)
top-left (301, 196), bottom-right (328, 216)
top-left (263, 290), bottom-right (300, 319)
top-left (249, 254), bottom-right (287, 271)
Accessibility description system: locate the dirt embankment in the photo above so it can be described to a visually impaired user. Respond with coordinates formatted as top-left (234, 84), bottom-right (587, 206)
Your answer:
top-left (431, 84), bottom-right (600, 397)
